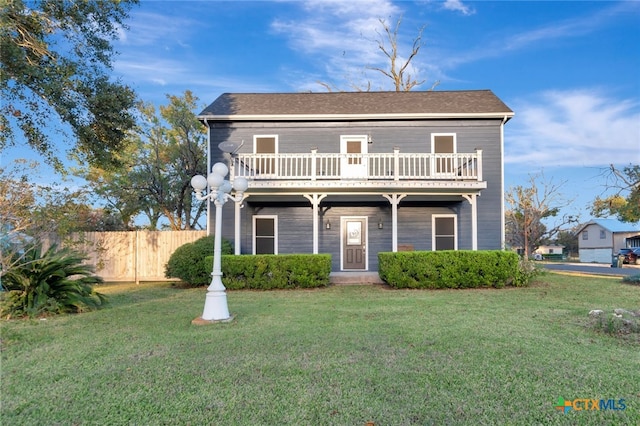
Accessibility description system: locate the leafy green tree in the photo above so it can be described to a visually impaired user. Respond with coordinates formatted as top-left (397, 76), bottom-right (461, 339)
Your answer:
top-left (553, 229), bottom-right (579, 258)
top-left (0, 161), bottom-right (125, 279)
top-left (80, 91), bottom-right (208, 230)
top-left (1, 0), bottom-right (138, 170)
top-left (1, 243), bottom-right (106, 318)
top-left (591, 164), bottom-right (640, 223)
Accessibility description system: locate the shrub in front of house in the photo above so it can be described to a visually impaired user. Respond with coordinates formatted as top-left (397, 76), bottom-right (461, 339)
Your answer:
top-left (622, 274), bottom-right (640, 286)
top-left (164, 236), bottom-right (233, 286)
top-left (378, 250), bottom-right (531, 289)
top-left (204, 254), bottom-right (332, 290)
top-left (1, 243), bottom-right (106, 318)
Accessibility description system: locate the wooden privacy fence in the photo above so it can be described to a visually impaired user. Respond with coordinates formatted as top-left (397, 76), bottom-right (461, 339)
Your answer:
top-left (47, 231), bottom-right (207, 283)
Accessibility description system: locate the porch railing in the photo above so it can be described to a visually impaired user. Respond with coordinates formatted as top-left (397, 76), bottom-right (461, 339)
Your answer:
top-left (231, 148), bottom-right (483, 182)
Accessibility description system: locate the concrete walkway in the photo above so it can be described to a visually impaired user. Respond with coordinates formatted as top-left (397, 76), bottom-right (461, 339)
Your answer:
top-left (329, 272), bottom-right (384, 285)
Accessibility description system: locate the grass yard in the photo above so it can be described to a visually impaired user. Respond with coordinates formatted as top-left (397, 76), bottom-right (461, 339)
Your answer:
top-left (1, 272), bottom-right (639, 425)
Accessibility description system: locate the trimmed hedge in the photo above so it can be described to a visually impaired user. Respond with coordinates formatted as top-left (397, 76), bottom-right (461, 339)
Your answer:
top-left (378, 250), bottom-right (528, 289)
top-left (204, 254), bottom-right (332, 290)
top-left (165, 236), bottom-right (233, 286)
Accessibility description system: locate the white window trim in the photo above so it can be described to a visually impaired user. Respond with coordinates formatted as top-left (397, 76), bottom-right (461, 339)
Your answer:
top-left (339, 135), bottom-right (368, 178)
top-left (340, 216), bottom-right (369, 271)
top-left (430, 133), bottom-right (457, 153)
top-left (432, 214), bottom-right (458, 251)
top-left (253, 135), bottom-right (279, 153)
top-left (340, 135), bottom-right (368, 152)
top-left (253, 215), bottom-right (278, 255)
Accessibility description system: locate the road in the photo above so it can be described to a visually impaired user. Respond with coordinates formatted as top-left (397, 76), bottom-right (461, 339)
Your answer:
top-left (542, 262), bottom-right (640, 277)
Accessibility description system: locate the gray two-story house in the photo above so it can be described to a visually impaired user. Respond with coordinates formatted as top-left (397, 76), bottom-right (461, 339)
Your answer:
top-left (198, 90), bottom-right (514, 272)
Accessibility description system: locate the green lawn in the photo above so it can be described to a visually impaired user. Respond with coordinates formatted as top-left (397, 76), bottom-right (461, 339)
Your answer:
top-left (2, 273), bottom-right (639, 425)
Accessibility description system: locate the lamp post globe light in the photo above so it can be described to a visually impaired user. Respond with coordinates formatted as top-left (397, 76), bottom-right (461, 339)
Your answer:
top-left (190, 162), bottom-right (248, 322)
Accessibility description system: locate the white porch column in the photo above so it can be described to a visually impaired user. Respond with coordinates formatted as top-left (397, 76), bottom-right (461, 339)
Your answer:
top-left (382, 193), bottom-right (407, 252)
top-left (303, 194), bottom-right (327, 254)
top-left (233, 195), bottom-right (248, 255)
top-left (462, 194), bottom-right (478, 250)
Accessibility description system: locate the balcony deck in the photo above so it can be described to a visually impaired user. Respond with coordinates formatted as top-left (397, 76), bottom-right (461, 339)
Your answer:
top-left (231, 150), bottom-right (483, 193)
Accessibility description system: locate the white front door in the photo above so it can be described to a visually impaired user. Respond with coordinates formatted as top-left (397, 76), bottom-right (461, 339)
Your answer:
top-left (340, 135), bottom-right (368, 179)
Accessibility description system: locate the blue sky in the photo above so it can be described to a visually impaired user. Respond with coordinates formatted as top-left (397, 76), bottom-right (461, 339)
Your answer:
top-left (5, 0), bottom-right (640, 227)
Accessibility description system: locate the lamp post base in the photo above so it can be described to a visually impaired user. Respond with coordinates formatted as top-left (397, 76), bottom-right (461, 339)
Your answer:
top-left (200, 289), bottom-right (231, 321)
top-left (191, 315), bottom-right (235, 325)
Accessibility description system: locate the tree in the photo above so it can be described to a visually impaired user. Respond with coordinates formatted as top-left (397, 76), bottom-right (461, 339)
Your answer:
top-left (81, 91), bottom-right (208, 230)
top-left (505, 173), bottom-right (579, 258)
top-left (318, 16), bottom-right (438, 92)
top-left (1, 0), bottom-right (138, 171)
top-left (591, 164), bottom-right (640, 222)
top-left (554, 229), bottom-right (579, 258)
top-left (0, 160), bottom-right (126, 278)
top-left (368, 17), bottom-right (437, 92)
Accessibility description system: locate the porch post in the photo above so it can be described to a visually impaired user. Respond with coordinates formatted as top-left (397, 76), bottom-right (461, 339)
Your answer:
top-left (475, 149), bottom-right (483, 182)
top-left (382, 193), bottom-right (407, 252)
top-left (303, 194), bottom-right (327, 254)
top-left (234, 195), bottom-right (247, 255)
top-left (462, 194), bottom-right (478, 250)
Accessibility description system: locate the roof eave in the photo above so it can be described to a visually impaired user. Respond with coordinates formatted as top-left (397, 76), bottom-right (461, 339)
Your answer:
top-left (198, 112), bottom-right (515, 122)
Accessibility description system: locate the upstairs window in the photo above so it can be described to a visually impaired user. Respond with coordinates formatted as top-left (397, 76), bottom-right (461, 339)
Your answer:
top-left (431, 134), bottom-right (457, 175)
top-left (254, 135), bottom-right (278, 175)
top-left (582, 231), bottom-right (588, 240)
top-left (600, 230), bottom-right (606, 239)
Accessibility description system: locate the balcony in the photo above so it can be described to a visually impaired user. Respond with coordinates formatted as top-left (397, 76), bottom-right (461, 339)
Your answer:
top-left (231, 149), bottom-right (483, 186)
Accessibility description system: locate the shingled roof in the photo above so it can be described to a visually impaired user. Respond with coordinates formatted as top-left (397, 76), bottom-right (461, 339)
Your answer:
top-left (199, 90), bottom-right (514, 121)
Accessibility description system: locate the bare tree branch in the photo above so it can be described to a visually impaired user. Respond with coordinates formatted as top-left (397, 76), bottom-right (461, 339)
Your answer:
top-left (316, 16), bottom-right (437, 92)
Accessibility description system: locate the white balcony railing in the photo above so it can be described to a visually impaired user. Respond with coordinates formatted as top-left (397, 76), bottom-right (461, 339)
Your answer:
top-left (231, 149), bottom-right (483, 182)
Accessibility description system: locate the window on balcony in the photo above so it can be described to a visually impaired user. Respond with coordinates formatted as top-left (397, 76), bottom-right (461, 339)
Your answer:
top-left (432, 214), bottom-right (457, 250)
top-left (432, 133), bottom-right (456, 176)
top-left (254, 215), bottom-right (277, 254)
top-left (254, 135), bottom-right (278, 175)
top-left (340, 135), bottom-right (368, 178)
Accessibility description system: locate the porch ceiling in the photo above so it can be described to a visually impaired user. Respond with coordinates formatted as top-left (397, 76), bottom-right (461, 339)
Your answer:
top-left (244, 179), bottom-right (486, 193)
top-left (243, 193), bottom-right (471, 204)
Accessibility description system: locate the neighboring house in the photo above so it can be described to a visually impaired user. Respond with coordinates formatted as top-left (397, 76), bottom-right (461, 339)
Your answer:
top-left (198, 91), bottom-right (514, 272)
top-left (534, 245), bottom-right (565, 255)
top-left (533, 245), bottom-right (565, 260)
top-left (576, 219), bottom-right (640, 263)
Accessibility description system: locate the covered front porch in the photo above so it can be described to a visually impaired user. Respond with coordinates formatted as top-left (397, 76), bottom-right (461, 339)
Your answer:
top-left (224, 190), bottom-right (484, 273)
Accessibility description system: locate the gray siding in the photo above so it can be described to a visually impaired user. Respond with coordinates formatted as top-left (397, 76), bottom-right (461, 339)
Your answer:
top-left (218, 202), bottom-right (477, 271)
top-left (209, 117), bottom-right (505, 269)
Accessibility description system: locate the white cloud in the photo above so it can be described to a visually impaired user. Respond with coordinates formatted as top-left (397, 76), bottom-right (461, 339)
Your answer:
top-left (506, 90), bottom-right (640, 167)
top-left (114, 58), bottom-right (188, 86)
top-left (271, 0), bottom-right (435, 91)
top-left (442, 0), bottom-right (475, 16)
top-left (117, 11), bottom-right (198, 47)
top-left (438, 1), bottom-right (638, 71)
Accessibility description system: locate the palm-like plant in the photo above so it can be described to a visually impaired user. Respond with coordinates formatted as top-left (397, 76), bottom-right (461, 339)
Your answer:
top-left (1, 243), bottom-right (106, 318)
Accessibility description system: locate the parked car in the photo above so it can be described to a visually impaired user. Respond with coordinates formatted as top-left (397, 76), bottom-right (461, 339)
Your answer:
top-left (618, 248), bottom-right (639, 264)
